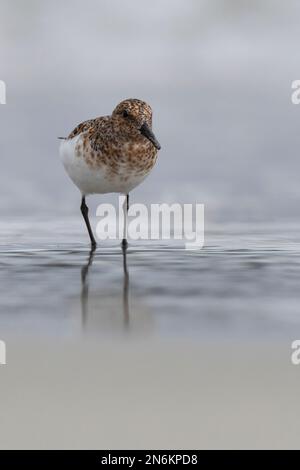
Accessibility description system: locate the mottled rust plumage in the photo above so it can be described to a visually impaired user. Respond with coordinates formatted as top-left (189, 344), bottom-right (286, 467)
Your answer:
top-left (68, 99), bottom-right (159, 181)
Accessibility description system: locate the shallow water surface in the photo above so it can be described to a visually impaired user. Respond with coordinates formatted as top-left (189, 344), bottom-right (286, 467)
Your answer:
top-left (1, 220), bottom-right (300, 449)
top-left (1, 220), bottom-right (300, 340)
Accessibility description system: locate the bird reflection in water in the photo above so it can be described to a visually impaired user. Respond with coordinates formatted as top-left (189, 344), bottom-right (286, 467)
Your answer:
top-left (80, 247), bottom-right (95, 329)
top-left (122, 245), bottom-right (129, 327)
top-left (80, 245), bottom-right (130, 330)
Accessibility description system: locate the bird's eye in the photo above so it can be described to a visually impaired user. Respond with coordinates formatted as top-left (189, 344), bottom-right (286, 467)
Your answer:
top-left (122, 110), bottom-right (129, 118)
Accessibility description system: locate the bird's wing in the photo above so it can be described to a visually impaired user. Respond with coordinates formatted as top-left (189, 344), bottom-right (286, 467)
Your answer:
top-left (67, 118), bottom-right (97, 140)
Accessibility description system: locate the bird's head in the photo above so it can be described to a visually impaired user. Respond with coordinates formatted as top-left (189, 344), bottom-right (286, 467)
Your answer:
top-left (112, 98), bottom-right (161, 150)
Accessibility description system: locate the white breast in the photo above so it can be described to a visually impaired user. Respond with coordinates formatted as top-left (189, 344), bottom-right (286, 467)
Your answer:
top-left (59, 135), bottom-right (149, 196)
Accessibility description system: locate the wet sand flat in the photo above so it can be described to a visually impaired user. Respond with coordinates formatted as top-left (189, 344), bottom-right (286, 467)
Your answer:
top-left (0, 220), bottom-right (300, 448)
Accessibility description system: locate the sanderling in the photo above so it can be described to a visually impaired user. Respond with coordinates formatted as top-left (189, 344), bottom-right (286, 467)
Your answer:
top-left (59, 98), bottom-right (161, 249)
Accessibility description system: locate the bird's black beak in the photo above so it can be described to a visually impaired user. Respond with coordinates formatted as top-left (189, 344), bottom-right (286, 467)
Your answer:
top-left (140, 123), bottom-right (161, 150)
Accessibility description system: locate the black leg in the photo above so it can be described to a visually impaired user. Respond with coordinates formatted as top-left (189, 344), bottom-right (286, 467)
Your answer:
top-left (122, 194), bottom-right (129, 249)
top-left (80, 196), bottom-right (97, 249)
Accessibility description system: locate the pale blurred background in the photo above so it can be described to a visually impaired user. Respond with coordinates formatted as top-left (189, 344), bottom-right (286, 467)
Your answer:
top-left (1, 0), bottom-right (300, 221)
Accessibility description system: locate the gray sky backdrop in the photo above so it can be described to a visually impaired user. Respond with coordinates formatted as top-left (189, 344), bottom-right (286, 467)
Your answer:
top-left (1, 0), bottom-right (300, 222)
